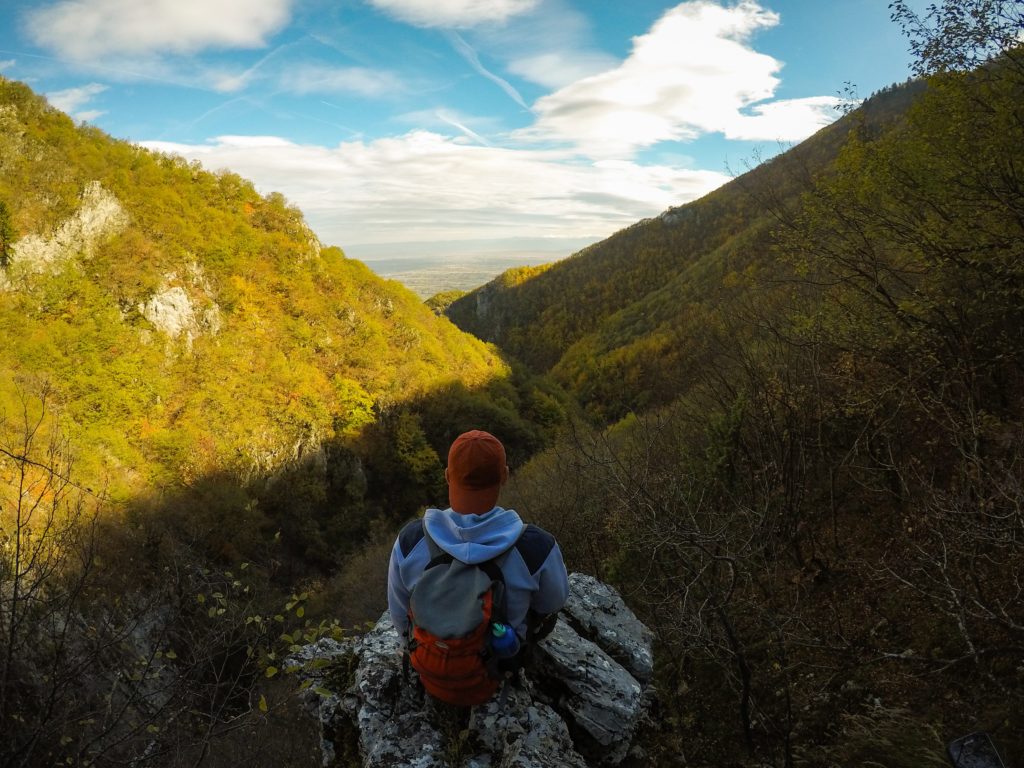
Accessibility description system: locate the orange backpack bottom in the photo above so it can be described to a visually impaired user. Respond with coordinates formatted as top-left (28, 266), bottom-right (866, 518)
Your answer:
top-left (409, 599), bottom-right (500, 706)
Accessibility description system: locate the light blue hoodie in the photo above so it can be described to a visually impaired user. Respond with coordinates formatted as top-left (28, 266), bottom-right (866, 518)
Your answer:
top-left (387, 506), bottom-right (569, 644)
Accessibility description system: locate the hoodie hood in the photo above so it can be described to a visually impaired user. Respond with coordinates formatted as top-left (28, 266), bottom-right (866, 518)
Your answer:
top-left (423, 506), bottom-right (524, 564)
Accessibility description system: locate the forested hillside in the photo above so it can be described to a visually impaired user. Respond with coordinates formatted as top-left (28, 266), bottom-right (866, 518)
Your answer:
top-left (0, 73), bottom-right (571, 516)
top-left (0, 76), bottom-right (555, 487)
top-left (446, 83), bottom-right (923, 420)
top-left (0, 77), bottom-right (566, 765)
top-left (474, 7), bottom-right (1024, 766)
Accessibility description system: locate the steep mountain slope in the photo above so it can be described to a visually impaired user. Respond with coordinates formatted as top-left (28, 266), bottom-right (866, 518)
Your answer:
top-left (483, 47), bottom-right (1024, 767)
top-left (0, 77), bottom-right (512, 495)
top-left (446, 83), bottom-right (924, 419)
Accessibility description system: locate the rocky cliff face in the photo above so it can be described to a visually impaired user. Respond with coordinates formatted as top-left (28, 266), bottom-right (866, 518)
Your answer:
top-left (138, 264), bottom-right (223, 348)
top-left (291, 573), bottom-right (654, 768)
top-left (3, 180), bottom-right (128, 282)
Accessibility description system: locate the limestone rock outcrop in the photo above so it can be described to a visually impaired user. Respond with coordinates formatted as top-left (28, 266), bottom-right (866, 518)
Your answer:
top-left (291, 574), bottom-right (653, 768)
top-left (138, 264), bottom-right (223, 345)
top-left (7, 181), bottom-right (128, 275)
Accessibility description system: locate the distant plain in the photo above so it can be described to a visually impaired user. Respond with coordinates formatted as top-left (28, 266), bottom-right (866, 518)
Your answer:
top-left (363, 253), bottom-right (556, 298)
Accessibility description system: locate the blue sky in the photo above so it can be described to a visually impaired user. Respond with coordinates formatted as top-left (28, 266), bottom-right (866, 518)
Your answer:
top-left (0, 0), bottom-right (928, 267)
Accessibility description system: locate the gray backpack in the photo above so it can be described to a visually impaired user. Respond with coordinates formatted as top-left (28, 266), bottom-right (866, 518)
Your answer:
top-left (407, 530), bottom-right (510, 705)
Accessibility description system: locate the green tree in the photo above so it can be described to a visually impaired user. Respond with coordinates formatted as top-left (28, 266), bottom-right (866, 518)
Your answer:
top-left (891, 0), bottom-right (1024, 75)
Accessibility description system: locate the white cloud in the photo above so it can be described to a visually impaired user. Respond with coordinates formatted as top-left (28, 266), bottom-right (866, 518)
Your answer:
top-left (140, 132), bottom-right (729, 252)
top-left (208, 71), bottom-right (254, 94)
top-left (506, 50), bottom-right (616, 90)
top-left (46, 83), bottom-right (108, 113)
top-left (728, 96), bottom-right (841, 141)
top-left (276, 63), bottom-right (403, 97)
top-left (75, 109), bottom-right (106, 122)
top-left (519, 1), bottom-right (839, 157)
top-left (368, 0), bottom-right (541, 28)
top-left (25, 0), bottom-right (293, 61)
top-left (436, 115), bottom-right (491, 145)
top-left (0, 60), bottom-right (15, 71)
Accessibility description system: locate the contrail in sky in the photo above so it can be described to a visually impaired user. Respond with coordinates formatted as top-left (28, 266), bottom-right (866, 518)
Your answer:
top-left (435, 109), bottom-right (492, 146)
top-left (445, 32), bottom-right (530, 112)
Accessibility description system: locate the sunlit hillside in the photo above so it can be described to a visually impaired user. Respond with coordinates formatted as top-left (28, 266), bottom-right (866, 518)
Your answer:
top-left (0, 76), bottom-right (521, 496)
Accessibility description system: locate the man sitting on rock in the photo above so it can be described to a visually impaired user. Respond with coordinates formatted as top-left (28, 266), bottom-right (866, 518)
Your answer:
top-left (387, 429), bottom-right (569, 705)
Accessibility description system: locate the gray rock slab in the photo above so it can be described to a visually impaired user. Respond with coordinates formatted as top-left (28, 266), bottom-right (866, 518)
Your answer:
top-left (292, 574), bottom-right (653, 768)
top-left (562, 573), bottom-right (654, 683)
top-left (532, 620), bottom-right (644, 766)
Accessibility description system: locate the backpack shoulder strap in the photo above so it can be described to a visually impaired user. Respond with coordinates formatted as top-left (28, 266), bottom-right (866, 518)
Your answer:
top-left (421, 523), bottom-right (452, 569)
top-left (476, 558), bottom-right (505, 585)
top-left (480, 528), bottom-right (526, 623)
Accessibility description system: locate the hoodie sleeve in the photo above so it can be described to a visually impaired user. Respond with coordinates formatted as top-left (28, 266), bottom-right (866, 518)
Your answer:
top-left (532, 541), bottom-right (569, 615)
top-left (387, 538), bottom-right (411, 643)
top-left (387, 519), bottom-right (428, 645)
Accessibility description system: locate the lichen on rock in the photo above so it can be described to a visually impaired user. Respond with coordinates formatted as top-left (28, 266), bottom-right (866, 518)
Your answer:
top-left (561, 573), bottom-right (654, 683)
